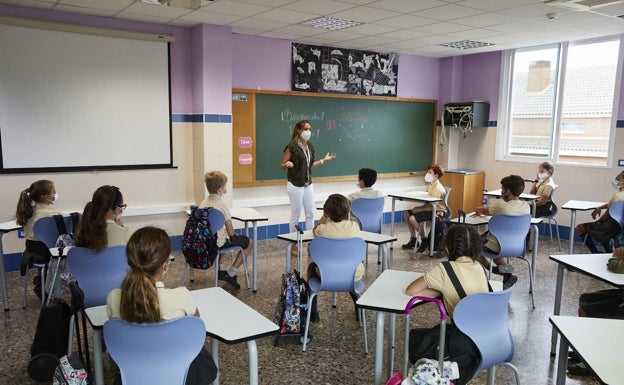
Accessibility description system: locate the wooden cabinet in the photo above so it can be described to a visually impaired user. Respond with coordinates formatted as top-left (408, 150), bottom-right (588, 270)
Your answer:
top-left (443, 170), bottom-right (485, 216)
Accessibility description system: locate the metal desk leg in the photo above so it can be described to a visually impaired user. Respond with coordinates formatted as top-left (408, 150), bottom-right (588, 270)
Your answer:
top-left (556, 331), bottom-right (569, 385)
top-left (285, 243), bottom-right (293, 273)
top-left (211, 338), bottom-right (220, 385)
top-left (550, 265), bottom-right (565, 355)
top-left (428, 202), bottom-right (436, 257)
top-left (568, 210), bottom-right (577, 255)
top-left (374, 311), bottom-right (386, 385)
top-left (93, 330), bottom-right (104, 385)
top-left (531, 225), bottom-right (538, 282)
top-left (381, 244), bottom-right (390, 271)
top-left (247, 340), bottom-right (258, 385)
top-left (388, 313), bottom-right (396, 380)
top-left (0, 233), bottom-right (9, 311)
top-left (251, 221), bottom-right (258, 292)
top-left (390, 198), bottom-right (397, 244)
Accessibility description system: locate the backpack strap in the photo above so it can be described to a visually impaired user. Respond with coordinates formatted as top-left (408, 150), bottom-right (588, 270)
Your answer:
top-left (69, 212), bottom-right (80, 234)
top-left (482, 267), bottom-right (494, 293)
top-left (442, 261), bottom-right (467, 299)
top-left (53, 214), bottom-right (68, 235)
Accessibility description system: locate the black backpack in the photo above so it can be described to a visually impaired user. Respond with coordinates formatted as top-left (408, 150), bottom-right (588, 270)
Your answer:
top-left (27, 298), bottom-right (72, 381)
top-left (181, 206), bottom-right (219, 269)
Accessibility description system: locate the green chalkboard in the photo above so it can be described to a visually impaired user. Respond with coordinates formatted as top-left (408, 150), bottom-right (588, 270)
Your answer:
top-left (255, 93), bottom-right (436, 181)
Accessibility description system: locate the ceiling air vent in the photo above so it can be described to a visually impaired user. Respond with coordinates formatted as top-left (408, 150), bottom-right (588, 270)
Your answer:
top-left (543, 0), bottom-right (622, 11)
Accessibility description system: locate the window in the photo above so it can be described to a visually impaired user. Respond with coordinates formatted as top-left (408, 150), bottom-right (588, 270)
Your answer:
top-left (498, 37), bottom-right (621, 166)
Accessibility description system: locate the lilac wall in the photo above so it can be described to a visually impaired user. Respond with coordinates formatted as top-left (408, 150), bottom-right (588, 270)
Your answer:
top-left (460, 51), bottom-right (502, 119)
top-left (395, 55), bottom-right (441, 101)
top-left (438, 56), bottom-right (464, 114)
top-left (232, 35), bottom-right (291, 91)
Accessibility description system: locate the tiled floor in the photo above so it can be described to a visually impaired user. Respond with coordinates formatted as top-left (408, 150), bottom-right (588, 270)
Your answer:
top-left (1, 224), bottom-right (608, 385)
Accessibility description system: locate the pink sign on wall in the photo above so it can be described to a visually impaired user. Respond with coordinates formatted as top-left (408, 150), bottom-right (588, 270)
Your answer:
top-left (238, 153), bottom-right (253, 165)
top-left (238, 136), bottom-right (252, 148)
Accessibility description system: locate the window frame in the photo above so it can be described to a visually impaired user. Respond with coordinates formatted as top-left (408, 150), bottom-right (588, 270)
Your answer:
top-left (496, 36), bottom-right (623, 168)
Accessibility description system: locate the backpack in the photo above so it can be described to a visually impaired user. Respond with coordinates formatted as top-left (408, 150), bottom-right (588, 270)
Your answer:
top-left (182, 206), bottom-right (219, 269)
top-left (27, 298), bottom-right (72, 382)
top-left (429, 214), bottom-right (447, 255)
top-left (46, 213), bottom-right (80, 298)
top-left (273, 270), bottom-right (308, 335)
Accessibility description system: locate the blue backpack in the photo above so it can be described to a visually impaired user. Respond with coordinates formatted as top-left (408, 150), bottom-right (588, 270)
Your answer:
top-left (181, 206), bottom-right (218, 269)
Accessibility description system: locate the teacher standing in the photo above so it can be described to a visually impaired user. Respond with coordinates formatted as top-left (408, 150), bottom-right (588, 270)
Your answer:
top-left (280, 120), bottom-right (336, 232)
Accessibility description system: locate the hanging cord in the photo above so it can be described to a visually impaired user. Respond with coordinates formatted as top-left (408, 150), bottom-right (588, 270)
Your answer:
top-left (438, 112), bottom-right (448, 154)
top-left (446, 106), bottom-right (473, 138)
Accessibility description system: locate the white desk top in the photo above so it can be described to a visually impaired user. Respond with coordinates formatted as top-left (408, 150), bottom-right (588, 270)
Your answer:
top-left (550, 315), bottom-right (624, 385)
top-left (277, 230), bottom-right (396, 244)
top-left (86, 287), bottom-right (279, 344)
top-left (450, 212), bottom-right (542, 226)
top-left (561, 200), bottom-right (606, 211)
top-left (484, 189), bottom-right (540, 201)
top-left (191, 287), bottom-right (278, 344)
top-left (388, 192), bottom-right (441, 202)
top-left (549, 254), bottom-right (624, 287)
top-left (0, 220), bottom-right (21, 232)
top-left (230, 207), bottom-right (268, 222)
top-left (357, 270), bottom-right (423, 313)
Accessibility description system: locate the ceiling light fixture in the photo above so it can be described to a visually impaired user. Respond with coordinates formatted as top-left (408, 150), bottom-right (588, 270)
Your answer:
top-left (300, 16), bottom-right (362, 31)
top-left (440, 40), bottom-right (494, 50)
top-left (140, 0), bottom-right (214, 11)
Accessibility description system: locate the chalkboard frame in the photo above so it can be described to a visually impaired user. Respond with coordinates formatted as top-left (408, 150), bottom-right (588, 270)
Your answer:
top-left (232, 89), bottom-right (437, 187)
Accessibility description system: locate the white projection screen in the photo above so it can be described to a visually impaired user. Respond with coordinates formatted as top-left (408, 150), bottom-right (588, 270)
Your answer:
top-left (0, 22), bottom-right (172, 173)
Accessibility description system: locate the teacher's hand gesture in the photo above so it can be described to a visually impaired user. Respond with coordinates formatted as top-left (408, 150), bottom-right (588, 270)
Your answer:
top-left (322, 153), bottom-right (336, 162)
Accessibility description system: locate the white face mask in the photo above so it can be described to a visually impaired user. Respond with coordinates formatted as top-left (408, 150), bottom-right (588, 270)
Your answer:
top-left (300, 130), bottom-right (312, 142)
top-left (356, 182), bottom-right (361, 189)
top-left (612, 179), bottom-right (621, 189)
top-left (537, 172), bottom-right (549, 179)
top-left (424, 173), bottom-right (434, 183)
top-left (50, 193), bottom-right (59, 204)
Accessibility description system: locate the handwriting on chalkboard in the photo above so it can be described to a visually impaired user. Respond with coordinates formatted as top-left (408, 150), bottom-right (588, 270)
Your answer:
top-left (280, 109), bottom-right (325, 126)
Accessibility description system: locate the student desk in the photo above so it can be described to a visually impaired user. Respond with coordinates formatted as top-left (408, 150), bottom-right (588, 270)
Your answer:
top-left (549, 315), bottom-right (623, 385)
top-left (0, 220), bottom-right (21, 311)
top-left (560, 200), bottom-right (606, 255)
top-left (388, 192), bottom-right (442, 256)
top-left (230, 207), bottom-right (268, 292)
top-left (277, 230), bottom-right (397, 272)
top-left (548, 254), bottom-right (624, 355)
top-left (483, 189), bottom-right (540, 217)
top-left (85, 287), bottom-right (278, 385)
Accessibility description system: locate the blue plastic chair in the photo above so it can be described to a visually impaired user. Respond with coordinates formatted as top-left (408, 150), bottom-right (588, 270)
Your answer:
top-left (453, 288), bottom-right (521, 385)
top-left (482, 214), bottom-right (534, 307)
top-left (538, 186), bottom-right (561, 251)
top-left (104, 316), bottom-right (206, 385)
top-left (351, 196), bottom-right (384, 264)
top-left (66, 245), bottom-right (128, 356)
top-left (23, 214), bottom-right (79, 307)
top-left (302, 237), bottom-right (367, 352)
top-left (416, 187), bottom-right (452, 252)
top-left (181, 208), bottom-right (250, 289)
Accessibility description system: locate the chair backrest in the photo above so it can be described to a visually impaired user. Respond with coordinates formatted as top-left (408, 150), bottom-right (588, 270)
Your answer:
top-left (487, 214), bottom-right (531, 257)
top-left (104, 316), bottom-right (205, 385)
top-left (608, 200), bottom-right (624, 231)
top-left (350, 197), bottom-right (384, 233)
top-left (309, 237), bottom-right (366, 292)
top-left (206, 207), bottom-right (226, 233)
top-left (547, 186), bottom-right (559, 217)
top-left (66, 245), bottom-right (128, 308)
top-left (453, 288), bottom-right (515, 375)
top-left (443, 186), bottom-right (452, 220)
top-left (33, 214), bottom-right (79, 248)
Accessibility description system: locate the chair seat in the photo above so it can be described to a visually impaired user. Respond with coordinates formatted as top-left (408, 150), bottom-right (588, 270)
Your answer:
top-left (308, 278), bottom-right (364, 294)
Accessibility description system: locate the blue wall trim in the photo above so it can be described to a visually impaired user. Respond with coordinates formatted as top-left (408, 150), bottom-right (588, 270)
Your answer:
top-left (617, 119), bottom-right (624, 128)
top-left (488, 120), bottom-right (497, 127)
top-left (171, 114), bottom-right (232, 123)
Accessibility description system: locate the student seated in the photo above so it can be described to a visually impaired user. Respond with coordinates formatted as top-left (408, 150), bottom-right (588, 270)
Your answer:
top-left (308, 193), bottom-right (364, 323)
top-left (106, 227), bottom-right (217, 385)
top-left (402, 164), bottom-right (448, 252)
top-left (199, 170), bottom-right (252, 289)
top-left (575, 171), bottom-right (624, 253)
top-left (75, 185), bottom-right (133, 251)
top-left (348, 167), bottom-right (384, 200)
top-left (473, 175), bottom-right (530, 289)
top-left (529, 161), bottom-right (556, 218)
top-left (16, 180), bottom-right (62, 299)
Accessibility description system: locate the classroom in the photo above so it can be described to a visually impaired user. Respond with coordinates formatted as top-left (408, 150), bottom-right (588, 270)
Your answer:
top-left (0, 0), bottom-right (623, 384)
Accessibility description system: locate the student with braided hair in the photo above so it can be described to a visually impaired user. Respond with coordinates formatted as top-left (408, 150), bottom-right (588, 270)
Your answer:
top-left (405, 225), bottom-right (490, 318)
top-left (106, 226), bottom-right (217, 385)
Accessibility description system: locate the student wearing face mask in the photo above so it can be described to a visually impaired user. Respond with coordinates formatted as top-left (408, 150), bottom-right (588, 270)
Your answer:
top-left (575, 171), bottom-right (624, 253)
top-left (198, 170), bottom-right (251, 289)
top-left (280, 120), bottom-right (336, 233)
top-left (402, 164), bottom-right (448, 252)
top-left (473, 175), bottom-right (529, 289)
top-left (529, 161), bottom-right (556, 218)
top-left (75, 185), bottom-right (133, 251)
top-left (16, 179), bottom-right (62, 298)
